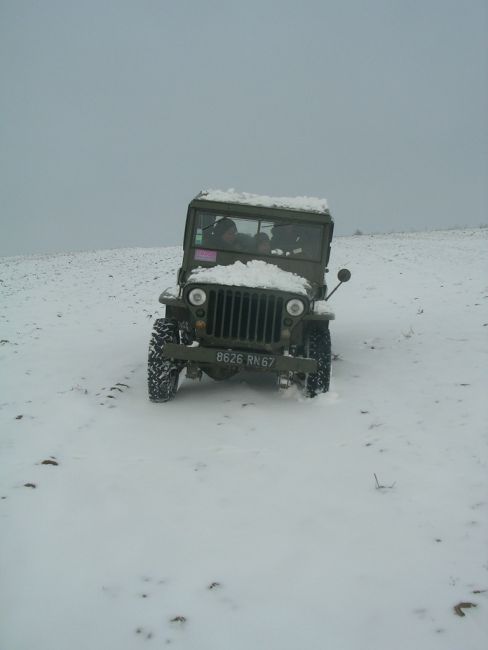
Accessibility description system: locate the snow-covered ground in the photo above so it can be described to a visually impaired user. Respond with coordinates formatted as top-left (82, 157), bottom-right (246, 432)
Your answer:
top-left (1, 229), bottom-right (487, 650)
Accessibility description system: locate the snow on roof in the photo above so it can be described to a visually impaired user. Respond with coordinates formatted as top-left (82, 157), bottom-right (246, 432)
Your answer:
top-left (196, 189), bottom-right (329, 214)
top-left (188, 260), bottom-right (311, 295)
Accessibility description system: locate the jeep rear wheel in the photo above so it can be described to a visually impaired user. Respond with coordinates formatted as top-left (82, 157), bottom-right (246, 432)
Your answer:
top-left (304, 325), bottom-right (331, 397)
top-left (148, 318), bottom-right (181, 402)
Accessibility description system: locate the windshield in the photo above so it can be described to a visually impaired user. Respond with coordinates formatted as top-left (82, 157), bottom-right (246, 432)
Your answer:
top-left (193, 211), bottom-right (324, 262)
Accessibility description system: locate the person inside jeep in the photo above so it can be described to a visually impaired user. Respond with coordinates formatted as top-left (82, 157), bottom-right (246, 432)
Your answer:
top-left (211, 218), bottom-right (238, 249)
top-left (297, 227), bottom-right (321, 259)
top-left (254, 232), bottom-right (272, 255)
top-left (270, 223), bottom-right (300, 254)
top-left (270, 223), bottom-right (320, 259)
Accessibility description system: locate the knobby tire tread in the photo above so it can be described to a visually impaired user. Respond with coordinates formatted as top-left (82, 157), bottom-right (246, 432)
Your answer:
top-left (305, 326), bottom-right (331, 397)
top-left (148, 318), bottom-right (180, 402)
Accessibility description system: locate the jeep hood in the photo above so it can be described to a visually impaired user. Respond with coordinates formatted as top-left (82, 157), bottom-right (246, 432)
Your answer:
top-left (186, 260), bottom-right (312, 297)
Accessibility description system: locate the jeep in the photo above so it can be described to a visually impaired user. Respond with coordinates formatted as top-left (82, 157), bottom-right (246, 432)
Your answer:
top-left (148, 190), bottom-right (350, 401)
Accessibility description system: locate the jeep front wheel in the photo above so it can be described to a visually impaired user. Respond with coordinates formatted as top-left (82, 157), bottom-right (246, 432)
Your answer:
top-left (304, 325), bottom-right (331, 397)
top-left (148, 318), bottom-right (181, 402)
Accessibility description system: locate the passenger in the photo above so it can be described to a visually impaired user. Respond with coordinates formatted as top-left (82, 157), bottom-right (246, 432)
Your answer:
top-left (254, 232), bottom-right (272, 255)
top-left (270, 223), bottom-right (300, 254)
top-left (235, 233), bottom-right (254, 252)
top-left (211, 218), bottom-right (237, 249)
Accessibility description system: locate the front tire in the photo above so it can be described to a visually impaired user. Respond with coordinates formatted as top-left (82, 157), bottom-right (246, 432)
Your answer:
top-left (148, 318), bottom-right (181, 402)
top-left (304, 325), bottom-right (331, 397)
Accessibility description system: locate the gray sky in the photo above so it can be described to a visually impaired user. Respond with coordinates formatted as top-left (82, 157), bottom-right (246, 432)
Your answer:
top-left (1, 0), bottom-right (487, 256)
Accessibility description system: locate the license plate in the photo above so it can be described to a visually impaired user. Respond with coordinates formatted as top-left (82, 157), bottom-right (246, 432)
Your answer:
top-left (215, 350), bottom-right (276, 369)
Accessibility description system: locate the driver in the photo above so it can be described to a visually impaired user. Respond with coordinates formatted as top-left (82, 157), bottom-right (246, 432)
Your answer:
top-left (271, 223), bottom-right (319, 258)
top-left (271, 223), bottom-right (300, 254)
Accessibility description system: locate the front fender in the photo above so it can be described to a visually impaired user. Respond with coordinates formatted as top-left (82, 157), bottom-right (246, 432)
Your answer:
top-left (302, 312), bottom-right (335, 322)
top-left (159, 287), bottom-right (184, 307)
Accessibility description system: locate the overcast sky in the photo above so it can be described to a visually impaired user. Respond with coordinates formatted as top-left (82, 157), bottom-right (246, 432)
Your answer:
top-left (1, 0), bottom-right (487, 256)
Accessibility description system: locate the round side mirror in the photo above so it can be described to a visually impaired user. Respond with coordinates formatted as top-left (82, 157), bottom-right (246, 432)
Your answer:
top-left (337, 268), bottom-right (351, 283)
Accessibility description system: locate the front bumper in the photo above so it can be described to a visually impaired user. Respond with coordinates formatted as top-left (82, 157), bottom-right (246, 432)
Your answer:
top-left (162, 343), bottom-right (317, 373)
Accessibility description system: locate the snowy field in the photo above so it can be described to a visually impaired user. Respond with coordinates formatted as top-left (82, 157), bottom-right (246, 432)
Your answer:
top-left (1, 229), bottom-right (487, 650)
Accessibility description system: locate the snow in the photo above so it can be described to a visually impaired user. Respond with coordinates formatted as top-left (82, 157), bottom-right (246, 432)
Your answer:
top-left (187, 260), bottom-right (311, 295)
top-left (312, 299), bottom-right (335, 316)
top-left (1, 230), bottom-right (487, 650)
top-left (197, 188), bottom-right (329, 214)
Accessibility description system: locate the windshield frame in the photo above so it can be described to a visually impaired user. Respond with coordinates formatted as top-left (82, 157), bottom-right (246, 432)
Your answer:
top-left (191, 209), bottom-right (325, 263)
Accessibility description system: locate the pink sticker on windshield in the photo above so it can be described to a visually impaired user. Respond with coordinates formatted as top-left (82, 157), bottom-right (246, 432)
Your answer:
top-left (194, 248), bottom-right (217, 262)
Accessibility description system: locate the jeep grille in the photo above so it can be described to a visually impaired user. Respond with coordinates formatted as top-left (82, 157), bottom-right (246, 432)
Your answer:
top-left (206, 288), bottom-right (283, 344)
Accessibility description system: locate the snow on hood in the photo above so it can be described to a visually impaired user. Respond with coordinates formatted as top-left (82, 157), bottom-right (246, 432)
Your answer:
top-left (187, 260), bottom-right (311, 295)
top-left (197, 189), bottom-right (328, 214)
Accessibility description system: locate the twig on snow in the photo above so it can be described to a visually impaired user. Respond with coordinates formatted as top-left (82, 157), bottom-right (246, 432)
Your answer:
top-left (453, 602), bottom-right (477, 617)
top-left (374, 473), bottom-right (396, 490)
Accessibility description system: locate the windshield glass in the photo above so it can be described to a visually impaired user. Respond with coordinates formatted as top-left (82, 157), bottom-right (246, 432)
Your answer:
top-left (193, 211), bottom-right (324, 262)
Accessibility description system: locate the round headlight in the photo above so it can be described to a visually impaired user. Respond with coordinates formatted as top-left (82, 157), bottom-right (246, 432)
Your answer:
top-left (188, 288), bottom-right (207, 306)
top-left (286, 298), bottom-right (305, 317)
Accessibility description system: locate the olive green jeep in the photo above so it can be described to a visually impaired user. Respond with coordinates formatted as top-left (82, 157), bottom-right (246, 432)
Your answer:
top-left (148, 190), bottom-right (350, 401)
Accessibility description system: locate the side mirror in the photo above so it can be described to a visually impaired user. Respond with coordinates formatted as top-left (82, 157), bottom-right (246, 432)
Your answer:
top-left (325, 268), bottom-right (352, 301)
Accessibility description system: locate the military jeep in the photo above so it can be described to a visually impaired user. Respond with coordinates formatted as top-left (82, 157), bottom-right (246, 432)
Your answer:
top-left (148, 190), bottom-right (350, 401)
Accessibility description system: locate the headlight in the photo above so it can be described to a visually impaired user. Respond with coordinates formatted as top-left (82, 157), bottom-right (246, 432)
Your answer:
top-left (188, 288), bottom-right (207, 306)
top-left (286, 298), bottom-right (305, 317)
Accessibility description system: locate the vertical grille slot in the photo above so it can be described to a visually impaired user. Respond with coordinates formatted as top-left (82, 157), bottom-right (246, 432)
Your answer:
top-left (204, 288), bottom-right (283, 344)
